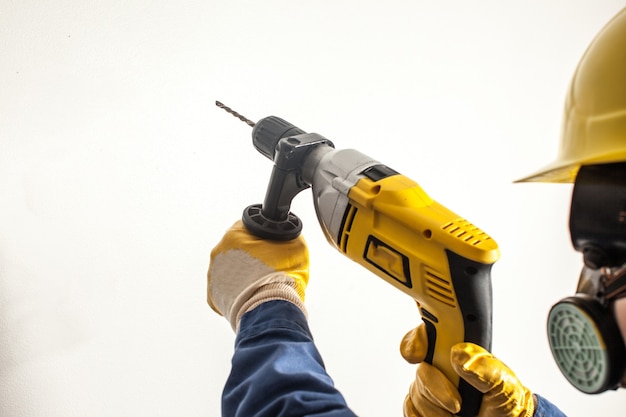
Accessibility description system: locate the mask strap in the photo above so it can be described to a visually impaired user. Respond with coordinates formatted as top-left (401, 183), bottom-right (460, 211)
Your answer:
top-left (601, 265), bottom-right (626, 300)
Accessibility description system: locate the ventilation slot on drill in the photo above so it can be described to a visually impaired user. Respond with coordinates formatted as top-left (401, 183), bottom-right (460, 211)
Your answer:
top-left (442, 219), bottom-right (492, 247)
top-left (425, 266), bottom-right (456, 308)
top-left (339, 204), bottom-right (358, 253)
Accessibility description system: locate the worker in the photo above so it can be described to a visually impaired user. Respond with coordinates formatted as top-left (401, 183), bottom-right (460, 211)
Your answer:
top-left (208, 7), bottom-right (626, 417)
top-left (400, 6), bottom-right (626, 417)
top-left (207, 220), bottom-right (358, 417)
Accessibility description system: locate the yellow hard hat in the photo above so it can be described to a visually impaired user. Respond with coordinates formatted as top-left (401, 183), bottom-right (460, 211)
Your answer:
top-left (516, 7), bottom-right (626, 183)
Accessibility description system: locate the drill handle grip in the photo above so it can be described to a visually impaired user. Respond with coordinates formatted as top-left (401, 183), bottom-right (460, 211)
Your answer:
top-left (424, 251), bottom-right (493, 417)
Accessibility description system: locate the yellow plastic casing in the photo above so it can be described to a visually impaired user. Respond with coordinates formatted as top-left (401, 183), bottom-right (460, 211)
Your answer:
top-left (342, 173), bottom-right (500, 399)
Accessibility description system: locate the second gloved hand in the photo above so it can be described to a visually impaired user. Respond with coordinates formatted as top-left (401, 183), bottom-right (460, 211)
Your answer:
top-left (207, 220), bottom-right (309, 331)
top-left (400, 323), bottom-right (536, 417)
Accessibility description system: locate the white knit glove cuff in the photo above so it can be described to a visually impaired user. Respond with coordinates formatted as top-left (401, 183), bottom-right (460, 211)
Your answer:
top-left (235, 280), bottom-right (307, 331)
top-left (208, 249), bottom-right (308, 331)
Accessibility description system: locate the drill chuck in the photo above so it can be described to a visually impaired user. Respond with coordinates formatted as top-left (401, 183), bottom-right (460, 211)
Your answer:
top-left (252, 116), bottom-right (306, 160)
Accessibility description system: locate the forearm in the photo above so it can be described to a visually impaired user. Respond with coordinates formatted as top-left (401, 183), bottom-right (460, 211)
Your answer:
top-left (534, 394), bottom-right (568, 417)
top-left (223, 300), bottom-right (357, 417)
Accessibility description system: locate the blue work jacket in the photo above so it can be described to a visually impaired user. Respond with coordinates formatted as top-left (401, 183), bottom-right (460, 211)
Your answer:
top-left (222, 300), bottom-right (567, 417)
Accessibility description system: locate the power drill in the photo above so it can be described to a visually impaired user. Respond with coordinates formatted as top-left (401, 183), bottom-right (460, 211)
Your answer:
top-left (216, 101), bottom-right (500, 417)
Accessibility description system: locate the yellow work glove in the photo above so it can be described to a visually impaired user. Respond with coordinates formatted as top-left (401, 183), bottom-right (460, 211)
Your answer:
top-left (400, 323), bottom-right (536, 417)
top-left (207, 220), bottom-right (309, 331)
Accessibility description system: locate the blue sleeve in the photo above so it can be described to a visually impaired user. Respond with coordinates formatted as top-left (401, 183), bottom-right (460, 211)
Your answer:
top-left (222, 300), bottom-right (359, 417)
top-left (534, 394), bottom-right (568, 417)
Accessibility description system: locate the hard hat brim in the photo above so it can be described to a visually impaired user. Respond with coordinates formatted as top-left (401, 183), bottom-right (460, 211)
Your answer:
top-left (514, 150), bottom-right (626, 183)
top-left (513, 162), bottom-right (579, 183)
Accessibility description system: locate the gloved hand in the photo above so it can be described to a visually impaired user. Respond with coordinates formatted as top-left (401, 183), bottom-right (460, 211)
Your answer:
top-left (400, 323), bottom-right (536, 417)
top-left (207, 220), bottom-right (309, 331)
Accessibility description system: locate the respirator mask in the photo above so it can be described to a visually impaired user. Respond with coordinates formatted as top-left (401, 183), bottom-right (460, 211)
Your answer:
top-left (547, 162), bottom-right (626, 394)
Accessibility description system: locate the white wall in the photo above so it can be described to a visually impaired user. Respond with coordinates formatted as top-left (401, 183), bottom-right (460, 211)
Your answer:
top-left (1, 1), bottom-right (626, 416)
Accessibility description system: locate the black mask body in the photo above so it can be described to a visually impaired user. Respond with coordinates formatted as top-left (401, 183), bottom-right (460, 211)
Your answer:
top-left (547, 162), bottom-right (626, 394)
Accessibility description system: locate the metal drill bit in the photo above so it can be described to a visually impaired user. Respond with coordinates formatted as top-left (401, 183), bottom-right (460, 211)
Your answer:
top-left (215, 101), bottom-right (256, 127)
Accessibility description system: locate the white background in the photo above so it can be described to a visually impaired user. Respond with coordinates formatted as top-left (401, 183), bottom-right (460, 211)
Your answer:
top-left (2, 1), bottom-right (626, 416)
